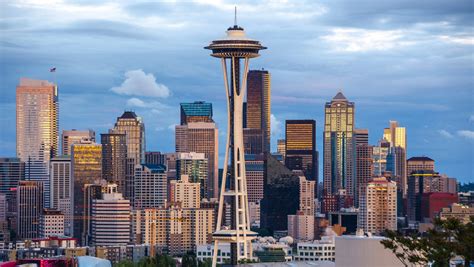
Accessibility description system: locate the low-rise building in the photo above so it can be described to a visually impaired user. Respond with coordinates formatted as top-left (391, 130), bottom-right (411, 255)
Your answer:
top-left (40, 209), bottom-right (65, 238)
top-left (439, 203), bottom-right (474, 224)
top-left (294, 235), bottom-right (335, 262)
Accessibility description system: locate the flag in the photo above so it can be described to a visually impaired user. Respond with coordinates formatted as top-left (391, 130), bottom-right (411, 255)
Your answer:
top-left (50, 67), bottom-right (56, 72)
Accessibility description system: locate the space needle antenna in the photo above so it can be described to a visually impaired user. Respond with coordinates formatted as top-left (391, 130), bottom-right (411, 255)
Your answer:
top-left (234, 6), bottom-right (237, 26)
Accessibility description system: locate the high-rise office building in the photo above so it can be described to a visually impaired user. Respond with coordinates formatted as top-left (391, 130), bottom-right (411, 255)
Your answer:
top-left (176, 152), bottom-right (208, 199)
top-left (354, 129), bottom-right (373, 208)
top-left (91, 183), bottom-right (131, 246)
top-left (17, 181), bottom-right (44, 239)
top-left (61, 129), bottom-right (95, 156)
top-left (40, 209), bottom-right (65, 238)
top-left (277, 139), bottom-right (286, 159)
top-left (372, 139), bottom-right (390, 176)
top-left (133, 164), bottom-right (167, 209)
top-left (245, 154), bottom-right (265, 203)
top-left (71, 142), bottom-right (102, 241)
top-left (50, 156), bottom-right (73, 236)
top-left (407, 156), bottom-right (435, 175)
top-left (175, 122), bottom-right (218, 199)
top-left (113, 111), bottom-right (146, 199)
top-left (101, 132), bottom-right (127, 194)
top-left (383, 121), bottom-right (407, 196)
top-left (83, 183), bottom-right (103, 246)
top-left (261, 154), bottom-right (300, 232)
top-left (285, 120), bottom-right (317, 182)
top-left (323, 92), bottom-right (355, 211)
top-left (16, 78), bottom-right (58, 208)
top-left (245, 69), bottom-right (271, 153)
top-left (169, 175), bottom-right (201, 209)
top-left (243, 128), bottom-right (264, 155)
top-left (180, 101), bottom-right (214, 125)
top-left (358, 177), bottom-right (397, 234)
top-left (299, 176), bottom-right (315, 216)
top-left (0, 158), bottom-right (24, 230)
top-left (288, 211), bottom-right (315, 242)
top-left (145, 151), bottom-right (166, 166)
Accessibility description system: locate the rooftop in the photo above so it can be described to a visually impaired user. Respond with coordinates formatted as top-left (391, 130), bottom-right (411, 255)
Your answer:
top-left (119, 111), bottom-right (138, 119)
top-left (408, 156), bottom-right (434, 162)
top-left (181, 101), bottom-right (213, 117)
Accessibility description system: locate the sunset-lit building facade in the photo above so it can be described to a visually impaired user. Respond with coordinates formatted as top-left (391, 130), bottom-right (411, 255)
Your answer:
top-left (16, 78), bottom-right (58, 208)
top-left (101, 132), bottom-right (127, 195)
top-left (285, 120), bottom-right (317, 182)
top-left (323, 92), bottom-right (354, 211)
top-left (61, 129), bottom-right (95, 156)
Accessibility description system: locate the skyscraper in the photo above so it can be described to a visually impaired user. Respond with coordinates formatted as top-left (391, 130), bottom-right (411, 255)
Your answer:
top-left (16, 78), bottom-right (58, 208)
top-left (299, 176), bottom-right (316, 216)
top-left (113, 111), bottom-right (146, 199)
top-left (205, 18), bottom-right (266, 264)
top-left (323, 92), bottom-right (355, 212)
top-left (17, 181), bottom-right (44, 239)
top-left (383, 121), bottom-right (407, 196)
top-left (61, 129), bottom-right (95, 156)
top-left (354, 129), bottom-right (373, 208)
top-left (91, 183), bottom-right (131, 246)
top-left (71, 142), bottom-right (102, 242)
top-left (407, 156), bottom-right (435, 175)
top-left (176, 152), bottom-right (209, 199)
top-left (83, 183), bottom-right (103, 245)
top-left (277, 139), bottom-right (286, 159)
top-left (358, 177), bottom-right (397, 234)
top-left (175, 122), bottom-right (218, 199)
top-left (101, 132), bottom-right (127, 194)
top-left (50, 156), bottom-right (73, 236)
top-left (245, 154), bottom-right (265, 203)
top-left (145, 151), bottom-right (166, 166)
top-left (133, 164), bottom-right (167, 209)
top-left (372, 139), bottom-right (390, 176)
top-left (285, 120), bottom-right (317, 182)
top-left (180, 101), bottom-right (214, 124)
top-left (245, 69), bottom-right (271, 153)
top-left (169, 175), bottom-right (201, 209)
top-left (0, 158), bottom-right (24, 230)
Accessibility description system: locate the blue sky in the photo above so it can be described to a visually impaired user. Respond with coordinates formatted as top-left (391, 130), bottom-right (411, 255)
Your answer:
top-left (0, 0), bottom-right (473, 182)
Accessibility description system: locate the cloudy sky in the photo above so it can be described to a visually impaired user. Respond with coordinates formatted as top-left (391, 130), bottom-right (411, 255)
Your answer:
top-left (0, 0), bottom-right (473, 182)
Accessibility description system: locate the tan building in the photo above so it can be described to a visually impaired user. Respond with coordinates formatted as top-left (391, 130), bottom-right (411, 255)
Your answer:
top-left (175, 122), bottom-right (218, 199)
top-left (16, 78), bottom-right (58, 208)
top-left (277, 139), bottom-right (286, 159)
top-left (169, 175), bottom-right (201, 209)
top-left (61, 129), bottom-right (95, 156)
top-left (288, 211), bottom-right (315, 242)
top-left (176, 152), bottom-right (208, 199)
top-left (439, 203), bottom-right (474, 224)
top-left (71, 142), bottom-right (102, 242)
top-left (358, 177), bottom-right (397, 234)
top-left (407, 156), bottom-right (435, 175)
top-left (40, 209), bottom-right (64, 238)
top-left (299, 176), bottom-right (315, 216)
top-left (383, 121), bottom-right (407, 195)
top-left (135, 203), bottom-right (214, 256)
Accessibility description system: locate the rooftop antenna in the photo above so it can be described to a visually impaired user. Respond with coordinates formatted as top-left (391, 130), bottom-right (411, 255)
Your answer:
top-left (234, 6), bottom-right (237, 26)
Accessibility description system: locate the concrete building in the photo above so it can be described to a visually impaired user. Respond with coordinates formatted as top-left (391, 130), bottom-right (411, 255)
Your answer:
top-left (176, 152), bottom-right (208, 199)
top-left (288, 211), bottom-right (315, 241)
top-left (407, 156), bottom-right (435, 175)
top-left (91, 184), bottom-right (131, 246)
top-left (299, 176), bottom-right (315, 216)
top-left (175, 122), bottom-right (218, 199)
top-left (71, 142), bottom-right (102, 242)
top-left (61, 129), bottom-right (95, 156)
top-left (49, 156), bottom-right (73, 236)
top-left (169, 175), bottom-right (201, 209)
top-left (249, 201), bottom-right (261, 228)
top-left (323, 92), bottom-right (354, 212)
top-left (17, 181), bottom-right (44, 239)
top-left (294, 235), bottom-right (335, 262)
top-left (358, 177), bottom-right (397, 234)
top-left (40, 209), bottom-right (65, 237)
top-left (335, 233), bottom-right (404, 267)
top-left (439, 203), bottom-right (474, 224)
top-left (17, 78), bottom-right (59, 209)
top-left (245, 154), bottom-right (265, 203)
top-left (133, 164), bottom-right (167, 209)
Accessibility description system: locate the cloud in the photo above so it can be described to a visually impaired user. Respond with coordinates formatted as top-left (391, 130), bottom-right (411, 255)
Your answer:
top-left (457, 130), bottom-right (474, 140)
top-left (111, 69), bottom-right (170, 98)
top-left (439, 35), bottom-right (474, 45)
top-left (321, 28), bottom-right (412, 52)
top-left (270, 114), bottom-right (282, 137)
top-left (438, 129), bottom-right (454, 139)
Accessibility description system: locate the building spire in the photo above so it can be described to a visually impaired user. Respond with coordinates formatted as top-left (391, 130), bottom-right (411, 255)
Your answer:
top-left (234, 6), bottom-right (237, 26)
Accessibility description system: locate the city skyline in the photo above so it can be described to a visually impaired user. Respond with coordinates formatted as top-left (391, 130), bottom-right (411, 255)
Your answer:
top-left (0, 0), bottom-right (472, 185)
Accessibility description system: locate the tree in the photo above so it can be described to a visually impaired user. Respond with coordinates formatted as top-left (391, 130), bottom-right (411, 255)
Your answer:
top-left (381, 216), bottom-right (474, 267)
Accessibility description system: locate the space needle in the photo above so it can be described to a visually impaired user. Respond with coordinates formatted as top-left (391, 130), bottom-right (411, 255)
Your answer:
top-left (205, 9), bottom-right (266, 266)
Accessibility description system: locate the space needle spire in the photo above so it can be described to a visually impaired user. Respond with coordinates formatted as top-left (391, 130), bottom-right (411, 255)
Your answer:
top-left (205, 11), bottom-right (266, 267)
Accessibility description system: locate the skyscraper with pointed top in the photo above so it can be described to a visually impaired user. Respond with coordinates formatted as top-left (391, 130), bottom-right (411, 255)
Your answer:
top-left (205, 9), bottom-right (266, 265)
top-left (323, 92), bottom-right (355, 212)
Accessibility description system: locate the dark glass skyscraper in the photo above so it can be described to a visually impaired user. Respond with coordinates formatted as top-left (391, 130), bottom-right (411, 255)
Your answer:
top-left (101, 132), bottom-right (127, 194)
top-left (285, 120), bottom-right (317, 182)
top-left (245, 70), bottom-right (271, 154)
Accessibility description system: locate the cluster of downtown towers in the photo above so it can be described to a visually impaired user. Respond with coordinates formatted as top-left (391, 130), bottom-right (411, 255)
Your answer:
top-left (5, 66), bottom-right (423, 247)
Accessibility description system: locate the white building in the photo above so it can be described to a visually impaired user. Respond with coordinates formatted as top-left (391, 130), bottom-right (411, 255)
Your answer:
top-left (288, 212), bottom-right (314, 242)
top-left (133, 164), bottom-right (167, 209)
top-left (91, 184), bottom-right (131, 246)
top-left (294, 235), bottom-right (335, 262)
top-left (40, 209), bottom-right (65, 238)
top-left (49, 156), bottom-right (73, 236)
